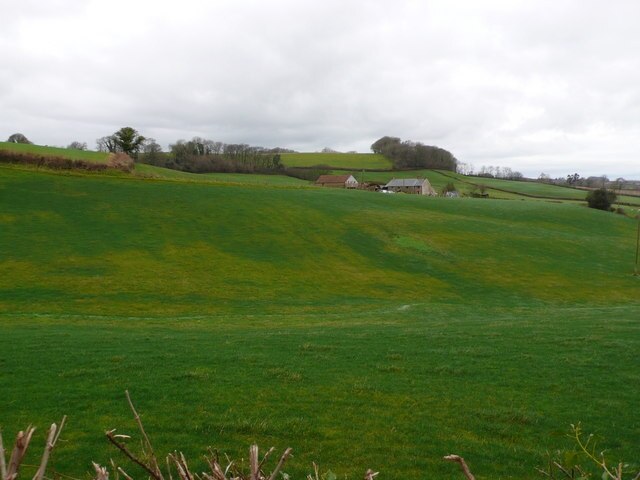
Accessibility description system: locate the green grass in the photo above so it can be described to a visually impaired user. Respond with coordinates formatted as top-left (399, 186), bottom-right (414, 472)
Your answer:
top-left (0, 142), bottom-right (109, 162)
top-left (0, 166), bottom-right (639, 479)
top-left (135, 163), bottom-right (309, 186)
top-left (280, 152), bottom-right (392, 169)
top-left (440, 171), bottom-right (588, 199)
top-left (336, 169), bottom-right (549, 200)
top-left (441, 172), bottom-right (640, 206)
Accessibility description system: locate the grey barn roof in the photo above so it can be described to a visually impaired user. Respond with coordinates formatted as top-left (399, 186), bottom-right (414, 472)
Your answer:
top-left (385, 178), bottom-right (425, 187)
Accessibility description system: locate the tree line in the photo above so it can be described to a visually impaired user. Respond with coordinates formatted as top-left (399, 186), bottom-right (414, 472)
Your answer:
top-left (94, 128), bottom-right (287, 174)
top-left (371, 136), bottom-right (458, 171)
top-left (144, 137), bottom-right (285, 174)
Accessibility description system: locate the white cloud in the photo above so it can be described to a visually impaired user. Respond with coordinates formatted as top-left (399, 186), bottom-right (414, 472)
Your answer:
top-left (1, 0), bottom-right (639, 177)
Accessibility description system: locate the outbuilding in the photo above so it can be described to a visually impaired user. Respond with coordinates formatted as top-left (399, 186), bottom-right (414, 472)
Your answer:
top-left (384, 178), bottom-right (437, 196)
top-left (315, 175), bottom-right (359, 189)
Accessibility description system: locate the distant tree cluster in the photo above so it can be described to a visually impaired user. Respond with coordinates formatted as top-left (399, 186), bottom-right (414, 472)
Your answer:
top-left (138, 136), bottom-right (285, 174)
top-left (371, 136), bottom-right (457, 171)
top-left (474, 165), bottom-right (524, 180)
top-left (96, 127), bottom-right (146, 159)
top-left (67, 141), bottom-right (87, 150)
top-left (539, 173), bottom-right (624, 190)
top-left (6, 133), bottom-right (32, 144)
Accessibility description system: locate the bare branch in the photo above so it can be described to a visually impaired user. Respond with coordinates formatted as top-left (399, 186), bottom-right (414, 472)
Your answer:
top-left (6, 427), bottom-right (36, 480)
top-left (117, 468), bottom-right (133, 480)
top-left (33, 417), bottom-right (67, 480)
top-left (0, 430), bottom-right (7, 480)
top-left (92, 463), bottom-right (109, 480)
top-left (125, 391), bottom-right (163, 480)
top-left (166, 455), bottom-right (174, 480)
top-left (203, 455), bottom-right (227, 480)
top-left (105, 430), bottom-right (161, 480)
top-left (267, 448), bottom-right (292, 480)
top-left (363, 468), bottom-right (379, 480)
top-left (250, 445), bottom-right (259, 480)
top-left (444, 454), bottom-right (476, 480)
top-left (552, 461), bottom-right (574, 478)
top-left (257, 447), bottom-right (274, 477)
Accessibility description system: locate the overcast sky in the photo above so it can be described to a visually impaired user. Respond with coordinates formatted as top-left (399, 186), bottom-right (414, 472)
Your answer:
top-left (1, 0), bottom-right (639, 178)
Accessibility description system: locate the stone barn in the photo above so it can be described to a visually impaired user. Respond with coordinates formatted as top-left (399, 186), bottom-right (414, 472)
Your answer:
top-left (384, 178), bottom-right (437, 195)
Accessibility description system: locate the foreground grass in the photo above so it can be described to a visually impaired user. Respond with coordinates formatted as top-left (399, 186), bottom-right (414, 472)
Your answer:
top-left (1, 166), bottom-right (639, 479)
top-left (1, 305), bottom-right (638, 479)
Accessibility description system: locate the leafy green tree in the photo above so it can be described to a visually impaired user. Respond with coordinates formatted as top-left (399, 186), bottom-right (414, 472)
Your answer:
top-left (113, 127), bottom-right (145, 159)
top-left (586, 188), bottom-right (616, 211)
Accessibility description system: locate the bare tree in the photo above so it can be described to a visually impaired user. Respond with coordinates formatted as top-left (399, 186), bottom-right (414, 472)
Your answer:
top-left (67, 141), bottom-right (87, 150)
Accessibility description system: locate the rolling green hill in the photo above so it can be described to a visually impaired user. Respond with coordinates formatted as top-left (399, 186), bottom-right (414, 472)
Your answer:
top-left (135, 163), bottom-right (310, 186)
top-left (0, 166), bottom-right (639, 479)
top-left (280, 152), bottom-right (392, 169)
top-left (0, 141), bottom-right (109, 162)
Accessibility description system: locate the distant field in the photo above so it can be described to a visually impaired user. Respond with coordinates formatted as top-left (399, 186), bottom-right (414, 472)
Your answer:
top-left (335, 169), bottom-right (574, 201)
top-left (280, 152), bottom-right (392, 169)
top-left (135, 163), bottom-right (309, 186)
top-left (1, 166), bottom-right (638, 479)
top-left (0, 141), bottom-right (109, 162)
top-left (441, 171), bottom-right (587, 199)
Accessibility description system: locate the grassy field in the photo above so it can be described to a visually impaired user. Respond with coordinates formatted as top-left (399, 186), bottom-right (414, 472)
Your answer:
top-left (1, 166), bottom-right (639, 479)
top-left (135, 163), bottom-right (309, 186)
top-left (440, 172), bottom-right (640, 206)
top-left (0, 141), bottom-right (109, 162)
top-left (335, 169), bottom-right (562, 201)
top-left (280, 152), bottom-right (392, 169)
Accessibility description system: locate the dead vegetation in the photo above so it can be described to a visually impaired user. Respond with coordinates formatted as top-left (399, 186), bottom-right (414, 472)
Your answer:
top-left (1, 395), bottom-right (636, 480)
top-left (0, 150), bottom-right (133, 172)
top-left (106, 153), bottom-right (135, 173)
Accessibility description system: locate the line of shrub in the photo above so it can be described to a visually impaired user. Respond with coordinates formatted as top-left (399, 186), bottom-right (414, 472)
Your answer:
top-left (0, 150), bottom-right (133, 173)
top-left (284, 165), bottom-right (332, 181)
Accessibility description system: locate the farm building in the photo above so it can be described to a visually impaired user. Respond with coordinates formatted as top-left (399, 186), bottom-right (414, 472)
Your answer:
top-left (384, 178), bottom-right (437, 195)
top-left (315, 174), bottom-right (359, 189)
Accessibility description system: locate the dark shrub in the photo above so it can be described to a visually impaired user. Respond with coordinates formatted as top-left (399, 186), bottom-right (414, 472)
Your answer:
top-left (285, 166), bottom-right (331, 181)
top-left (586, 188), bottom-right (616, 211)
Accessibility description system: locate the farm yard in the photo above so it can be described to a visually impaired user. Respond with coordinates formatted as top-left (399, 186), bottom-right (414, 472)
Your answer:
top-left (1, 159), bottom-right (639, 479)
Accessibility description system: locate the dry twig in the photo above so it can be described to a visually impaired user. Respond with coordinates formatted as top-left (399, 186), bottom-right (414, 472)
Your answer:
top-left (444, 454), bottom-right (476, 480)
top-left (267, 448), bottom-right (292, 480)
top-left (125, 391), bottom-right (163, 480)
top-left (6, 427), bottom-right (36, 480)
top-left (105, 430), bottom-right (161, 480)
top-left (33, 416), bottom-right (67, 480)
top-left (0, 430), bottom-right (7, 480)
top-left (363, 468), bottom-right (379, 480)
top-left (93, 462), bottom-right (109, 480)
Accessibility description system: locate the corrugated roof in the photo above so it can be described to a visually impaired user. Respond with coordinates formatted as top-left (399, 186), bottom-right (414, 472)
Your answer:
top-left (385, 178), bottom-right (425, 187)
top-left (315, 175), bottom-right (355, 184)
